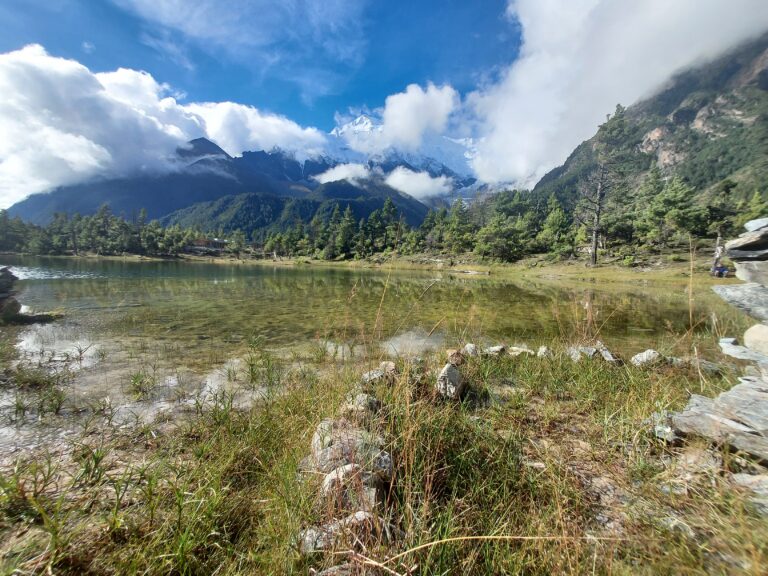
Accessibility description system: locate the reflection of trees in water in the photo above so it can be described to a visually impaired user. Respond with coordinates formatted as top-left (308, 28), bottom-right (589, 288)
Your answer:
top-left (12, 257), bottom-right (743, 355)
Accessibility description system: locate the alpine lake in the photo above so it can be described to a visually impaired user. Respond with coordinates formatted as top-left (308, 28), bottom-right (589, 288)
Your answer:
top-left (0, 254), bottom-right (751, 459)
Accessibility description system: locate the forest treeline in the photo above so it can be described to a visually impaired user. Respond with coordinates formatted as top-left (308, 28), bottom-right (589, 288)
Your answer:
top-left (1, 173), bottom-right (764, 263)
top-left (1, 108), bottom-right (765, 263)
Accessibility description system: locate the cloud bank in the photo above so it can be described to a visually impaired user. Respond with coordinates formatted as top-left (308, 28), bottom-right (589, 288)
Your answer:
top-left (314, 163), bottom-right (372, 185)
top-left (314, 163), bottom-right (452, 200)
top-left (385, 167), bottom-right (452, 199)
top-left (469, 0), bottom-right (768, 185)
top-left (343, 83), bottom-right (458, 154)
top-left (0, 45), bottom-right (327, 208)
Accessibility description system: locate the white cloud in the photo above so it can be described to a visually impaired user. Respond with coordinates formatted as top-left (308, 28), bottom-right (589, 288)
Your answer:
top-left (314, 163), bottom-right (372, 185)
top-left (0, 45), bottom-right (328, 209)
top-left (81, 41), bottom-right (95, 54)
top-left (185, 102), bottom-right (327, 159)
top-left (385, 167), bottom-right (452, 199)
top-left (470, 0), bottom-right (768, 185)
top-left (343, 83), bottom-right (458, 154)
top-left (381, 84), bottom-right (458, 150)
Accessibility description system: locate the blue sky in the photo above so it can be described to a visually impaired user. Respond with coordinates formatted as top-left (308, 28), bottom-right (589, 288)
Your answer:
top-left (1, 0), bottom-right (766, 209)
top-left (0, 0), bottom-right (520, 129)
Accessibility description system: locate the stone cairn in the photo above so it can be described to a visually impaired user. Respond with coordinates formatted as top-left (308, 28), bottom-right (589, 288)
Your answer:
top-left (658, 218), bottom-right (768, 476)
top-left (0, 267), bottom-right (20, 322)
top-left (298, 361), bottom-right (400, 574)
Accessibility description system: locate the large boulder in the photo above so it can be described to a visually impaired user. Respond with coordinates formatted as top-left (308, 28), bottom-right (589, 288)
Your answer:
top-left (0, 297), bottom-right (21, 321)
top-left (0, 267), bottom-right (20, 321)
top-left (667, 377), bottom-right (768, 462)
top-left (744, 324), bottom-right (768, 357)
top-left (745, 218), bottom-right (768, 233)
top-left (713, 283), bottom-right (768, 323)
top-left (735, 261), bottom-right (768, 285)
top-left (725, 226), bottom-right (768, 258)
top-left (436, 363), bottom-right (465, 399)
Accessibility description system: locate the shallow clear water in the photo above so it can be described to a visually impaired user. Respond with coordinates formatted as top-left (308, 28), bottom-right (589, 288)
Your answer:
top-left (0, 254), bottom-right (750, 458)
top-left (0, 255), bottom-right (748, 361)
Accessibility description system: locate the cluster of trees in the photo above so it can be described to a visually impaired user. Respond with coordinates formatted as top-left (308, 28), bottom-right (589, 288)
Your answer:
top-left (263, 199), bottom-right (404, 260)
top-left (259, 173), bottom-right (764, 263)
top-left (0, 206), bottom-right (199, 256)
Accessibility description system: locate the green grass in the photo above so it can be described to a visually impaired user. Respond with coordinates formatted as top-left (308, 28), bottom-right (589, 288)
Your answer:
top-left (0, 343), bottom-right (765, 575)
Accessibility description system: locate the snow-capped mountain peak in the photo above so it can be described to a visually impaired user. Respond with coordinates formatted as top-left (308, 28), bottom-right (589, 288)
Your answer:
top-left (327, 114), bottom-right (476, 178)
top-left (329, 114), bottom-right (382, 137)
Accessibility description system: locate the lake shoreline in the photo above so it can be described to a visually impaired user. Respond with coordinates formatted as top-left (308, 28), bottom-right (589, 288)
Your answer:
top-left (1, 249), bottom-right (742, 287)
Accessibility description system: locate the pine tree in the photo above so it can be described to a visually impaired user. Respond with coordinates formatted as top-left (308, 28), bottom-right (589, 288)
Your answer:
top-left (335, 205), bottom-right (356, 257)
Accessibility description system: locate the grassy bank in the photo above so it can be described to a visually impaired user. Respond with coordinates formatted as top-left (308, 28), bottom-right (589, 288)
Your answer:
top-left (0, 337), bottom-right (765, 575)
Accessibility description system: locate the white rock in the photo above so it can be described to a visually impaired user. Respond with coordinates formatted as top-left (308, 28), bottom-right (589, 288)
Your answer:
top-left (339, 392), bottom-right (381, 421)
top-left (567, 346), bottom-right (597, 362)
top-left (436, 363), bottom-right (465, 399)
top-left (483, 345), bottom-right (506, 356)
top-left (744, 324), bottom-right (768, 357)
top-left (462, 343), bottom-right (479, 357)
top-left (744, 217), bottom-right (768, 232)
top-left (508, 346), bottom-right (534, 357)
top-left (320, 463), bottom-right (381, 512)
top-left (536, 345), bottom-right (552, 358)
top-left (298, 511), bottom-right (397, 554)
top-left (595, 340), bottom-right (619, 363)
top-left (631, 349), bottom-right (661, 367)
top-left (719, 337), bottom-right (768, 363)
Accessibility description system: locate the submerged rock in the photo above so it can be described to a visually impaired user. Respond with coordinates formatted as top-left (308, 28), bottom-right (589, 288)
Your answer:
top-left (631, 349), bottom-right (662, 367)
top-left (436, 363), bottom-right (464, 399)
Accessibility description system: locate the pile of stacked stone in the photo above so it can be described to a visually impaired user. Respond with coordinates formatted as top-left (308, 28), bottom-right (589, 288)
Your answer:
top-left (659, 218), bottom-right (768, 501)
top-left (0, 267), bottom-right (20, 322)
top-left (713, 217), bottom-right (768, 322)
top-left (298, 361), bottom-right (399, 572)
